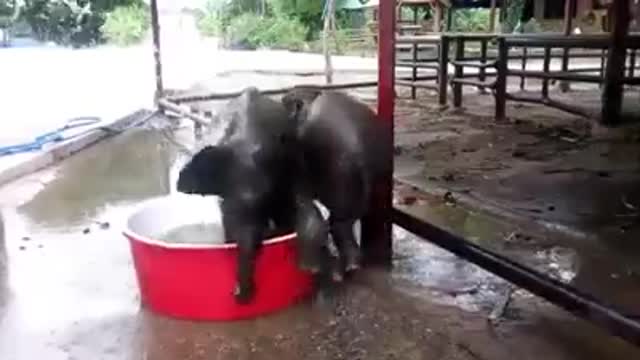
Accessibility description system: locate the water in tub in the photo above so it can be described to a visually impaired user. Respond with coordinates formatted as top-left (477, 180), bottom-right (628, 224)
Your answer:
top-left (162, 148), bottom-right (228, 245)
top-left (156, 223), bottom-right (226, 245)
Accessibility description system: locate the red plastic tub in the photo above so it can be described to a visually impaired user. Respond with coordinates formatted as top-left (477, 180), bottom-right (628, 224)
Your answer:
top-left (123, 194), bottom-right (314, 321)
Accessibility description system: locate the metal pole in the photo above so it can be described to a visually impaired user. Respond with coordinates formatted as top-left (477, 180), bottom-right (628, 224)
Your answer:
top-left (362, 0), bottom-right (395, 267)
top-left (150, 0), bottom-right (164, 105)
top-left (393, 207), bottom-right (640, 347)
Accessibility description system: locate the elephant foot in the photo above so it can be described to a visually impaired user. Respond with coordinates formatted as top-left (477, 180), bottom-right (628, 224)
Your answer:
top-left (311, 273), bottom-right (337, 309)
top-left (343, 249), bottom-right (362, 273)
top-left (329, 256), bottom-right (344, 282)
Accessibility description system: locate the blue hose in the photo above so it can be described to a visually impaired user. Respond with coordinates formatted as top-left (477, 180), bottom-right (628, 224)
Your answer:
top-left (0, 116), bottom-right (103, 157)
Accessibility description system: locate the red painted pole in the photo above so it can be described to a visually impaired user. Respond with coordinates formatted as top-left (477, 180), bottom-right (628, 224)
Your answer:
top-left (362, 0), bottom-right (395, 267)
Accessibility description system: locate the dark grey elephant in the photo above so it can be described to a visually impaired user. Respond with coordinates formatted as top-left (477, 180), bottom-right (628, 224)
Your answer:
top-left (282, 88), bottom-right (393, 278)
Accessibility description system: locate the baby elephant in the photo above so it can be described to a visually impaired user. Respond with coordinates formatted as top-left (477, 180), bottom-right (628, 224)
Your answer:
top-left (176, 87), bottom-right (330, 304)
top-left (177, 87), bottom-right (294, 303)
top-left (282, 88), bottom-right (392, 278)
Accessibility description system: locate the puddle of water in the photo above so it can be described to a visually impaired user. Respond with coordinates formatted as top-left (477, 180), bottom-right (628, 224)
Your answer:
top-left (0, 124), bottom-right (186, 359)
top-left (393, 180), bottom-right (640, 315)
top-left (392, 225), bottom-right (507, 312)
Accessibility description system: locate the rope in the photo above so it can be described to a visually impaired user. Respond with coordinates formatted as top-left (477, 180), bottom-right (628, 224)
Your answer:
top-left (159, 126), bottom-right (195, 156)
top-left (0, 112), bottom-right (157, 157)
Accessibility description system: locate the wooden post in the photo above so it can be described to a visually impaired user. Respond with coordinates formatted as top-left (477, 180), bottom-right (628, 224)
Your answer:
top-left (322, 0), bottom-right (337, 84)
top-left (534, 0), bottom-right (545, 21)
top-left (629, 49), bottom-right (636, 79)
top-left (446, 5), bottom-right (453, 31)
top-left (520, 47), bottom-right (527, 90)
top-left (150, 0), bottom-right (164, 105)
top-left (495, 37), bottom-right (508, 121)
top-left (453, 36), bottom-right (464, 107)
top-left (560, 0), bottom-right (577, 92)
top-left (602, 0), bottom-right (631, 126)
top-left (542, 46), bottom-right (551, 98)
top-left (563, 0), bottom-right (576, 34)
top-left (434, 3), bottom-right (442, 32)
top-left (438, 35), bottom-right (450, 106)
top-left (362, 0), bottom-right (395, 267)
top-left (411, 43), bottom-right (418, 99)
top-left (479, 38), bottom-right (488, 93)
top-left (500, 0), bottom-right (508, 25)
top-left (489, 0), bottom-right (497, 33)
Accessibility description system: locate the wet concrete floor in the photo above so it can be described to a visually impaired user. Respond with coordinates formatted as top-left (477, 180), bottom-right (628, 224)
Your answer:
top-left (392, 86), bottom-right (640, 314)
top-left (1, 119), bottom-right (640, 359)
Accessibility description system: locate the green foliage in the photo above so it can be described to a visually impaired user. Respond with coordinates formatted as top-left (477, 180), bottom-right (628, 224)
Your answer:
top-left (399, 6), bottom-right (430, 22)
top-left (224, 0), bottom-right (262, 16)
top-left (502, 0), bottom-right (525, 33)
top-left (218, 0), bottom-right (261, 29)
top-left (196, 11), bottom-right (222, 37)
top-left (101, 3), bottom-right (148, 46)
top-left (451, 9), bottom-right (490, 33)
top-left (0, 0), bottom-right (19, 19)
top-left (226, 12), bottom-right (263, 47)
top-left (267, 0), bottom-right (322, 38)
top-left (253, 15), bottom-right (307, 50)
top-left (225, 12), bottom-right (307, 50)
top-left (195, 0), bottom-right (224, 37)
top-left (197, 0), bottom-right (321, 42)
top-left (20, 0), bottom-right (144, 47)
top-left (331, 28), bottom-right (350, 54)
